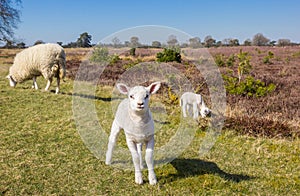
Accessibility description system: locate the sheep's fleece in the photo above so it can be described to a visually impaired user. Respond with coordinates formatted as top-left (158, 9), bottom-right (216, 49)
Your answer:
top-left (8, 43), bottom-right (66, 83)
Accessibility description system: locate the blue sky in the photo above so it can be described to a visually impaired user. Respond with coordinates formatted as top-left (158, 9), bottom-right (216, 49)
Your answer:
top-left (14, 0), bottom-right (300, 46)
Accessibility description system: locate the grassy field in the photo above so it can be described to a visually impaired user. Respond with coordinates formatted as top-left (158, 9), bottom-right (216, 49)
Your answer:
top-left (1, 48), bottom-right (300, 195)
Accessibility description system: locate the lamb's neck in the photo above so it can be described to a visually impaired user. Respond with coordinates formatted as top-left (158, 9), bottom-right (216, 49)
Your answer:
top-left (128, 109), bottom-right (151, 124)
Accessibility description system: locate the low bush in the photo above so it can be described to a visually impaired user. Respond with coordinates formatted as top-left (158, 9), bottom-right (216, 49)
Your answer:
top-left (89, 46), bottom-right (120, 64)
top-left (223, 75), bottom-right (276, 97)
top-left (156, 48), bottom-right (181, 63)
top-left (214, 54), bottom-right (235, 67)
top-left (89, 46), bottom-right (110, 63)
top-left (226, 54), bottom-right (235, 67)
top-left (214, 54), bottom-right (225, 67)
top-left (129, 47), bottom-right (136, 56)
top-left (263, 51), bottom-right (274, 64)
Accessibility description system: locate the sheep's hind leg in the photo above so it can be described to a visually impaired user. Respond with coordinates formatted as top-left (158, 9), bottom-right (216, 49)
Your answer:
top-left (145, 137), bottom-right (157, 185)
top-left (32, 76), bottom-right (38, 90)
top-left (55, 77), bottom-right (60, 94)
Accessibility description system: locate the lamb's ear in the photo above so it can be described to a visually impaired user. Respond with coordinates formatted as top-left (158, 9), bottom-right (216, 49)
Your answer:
top-left (147, 82), bottom-right (161, 94)
top-left (116, 83), bottom-right (130, 95)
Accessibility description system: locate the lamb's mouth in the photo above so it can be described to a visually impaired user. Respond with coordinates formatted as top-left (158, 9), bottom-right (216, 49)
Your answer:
top-left (136, 106), bottom-right (145, 110)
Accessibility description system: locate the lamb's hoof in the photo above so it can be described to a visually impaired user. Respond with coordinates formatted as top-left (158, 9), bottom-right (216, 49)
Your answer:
top-left (135, 172), bottom-right (143, 185)
top-left (149, 174), bottom-right (157, 185)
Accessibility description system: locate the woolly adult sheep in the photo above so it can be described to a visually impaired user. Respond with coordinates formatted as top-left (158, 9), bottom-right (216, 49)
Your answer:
top-left (6, 43), bottom-right (66, 94)
top-left (106, 82), bottom-right (161, 185)
top-left (180, 92), bottom-right (211, 119)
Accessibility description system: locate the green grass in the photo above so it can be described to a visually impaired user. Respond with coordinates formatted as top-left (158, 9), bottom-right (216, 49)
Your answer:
top-left (1, 64), bottom-right (299, 195)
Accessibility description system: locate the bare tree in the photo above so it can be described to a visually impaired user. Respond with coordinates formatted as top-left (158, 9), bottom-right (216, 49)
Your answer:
top-left (188, 37), bottom-right (201, 48)
top-left (112, 37), bottom-right (121, 48)
top-left (277, 39), bottom-right (291, 47)
top-left (222, 38), bottom-right (231, 46)
top-left (0, 0), bottom-right (21, 41)
top-left (252, 33), bottom-right (270, 46)
top-left (167, 35), bottom-right (178, 47)
top-left (130, 36), bottom-right (140, 47)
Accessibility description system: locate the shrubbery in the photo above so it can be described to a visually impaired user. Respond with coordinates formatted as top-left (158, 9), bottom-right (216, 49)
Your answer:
top-left (156, 48), bottom-right (181, 63)
top-left (217, 49), bottom-right (276, 97)
top-left (129, 48), bottom-right (136, 56)
top-left (263, 51), bottom-right (274, 64)
top-left (89, 46), bottom-right (120, 64)
top-left (214, 54), bottom-right (235, 67)
top-left (223, 75), bottom-right (276, 97)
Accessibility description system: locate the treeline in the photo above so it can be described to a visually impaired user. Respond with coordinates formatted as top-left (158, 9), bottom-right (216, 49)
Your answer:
top-left (1, 32), bottom-right (299, 49)
top-left (0, 32), bottom-right (93, 49)
top-left (104, 33), bottom-right (299, 48)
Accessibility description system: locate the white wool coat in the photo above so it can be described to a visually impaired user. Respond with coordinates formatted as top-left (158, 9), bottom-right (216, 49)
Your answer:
top-left (114, 98), bottom-right (154, 143)
top-left (9, 43), bottom-right (66, 82)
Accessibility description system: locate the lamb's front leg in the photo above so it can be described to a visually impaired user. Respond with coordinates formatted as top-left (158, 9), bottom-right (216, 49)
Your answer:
top-left (126, 139), bottom-right (143, 184)
top-left (145, 136), bottom-right (157, 185)
top-left (106, 120), bottom-right (121, 165)
top-left (182, 102), bottom-right (188, 118)
top-left (137, 143), bottom-right (144, 169)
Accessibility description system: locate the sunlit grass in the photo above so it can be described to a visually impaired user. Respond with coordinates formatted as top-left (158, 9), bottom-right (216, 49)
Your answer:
top-left (0, 70), bottom-right (299, 195)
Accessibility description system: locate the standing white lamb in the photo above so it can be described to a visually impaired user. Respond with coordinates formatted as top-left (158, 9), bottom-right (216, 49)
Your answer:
top-left (180, 92), bottom-right (211, 119)
top-left (6, 43), bottom-right (66, 94)
top-left (106, 82), bottom-right (161, 185)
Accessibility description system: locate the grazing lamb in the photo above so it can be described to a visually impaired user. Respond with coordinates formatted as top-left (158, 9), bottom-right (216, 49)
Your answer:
top-left (106, 82), bottom-right (161, 185)
top-left (180, 92), bottom-right (211, 119)
top-left (6, 43), bottom-right (66, 94)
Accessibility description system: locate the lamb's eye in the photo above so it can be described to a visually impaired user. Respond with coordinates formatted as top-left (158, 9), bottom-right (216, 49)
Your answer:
top-left (145, 94), bottom-right (149, 99)
top-left (130, 95), bottom-right (134, 99)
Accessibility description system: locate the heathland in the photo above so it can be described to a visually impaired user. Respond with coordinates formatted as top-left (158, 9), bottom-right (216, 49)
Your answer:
top-left (0, 46), bottom-right (299, 195)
